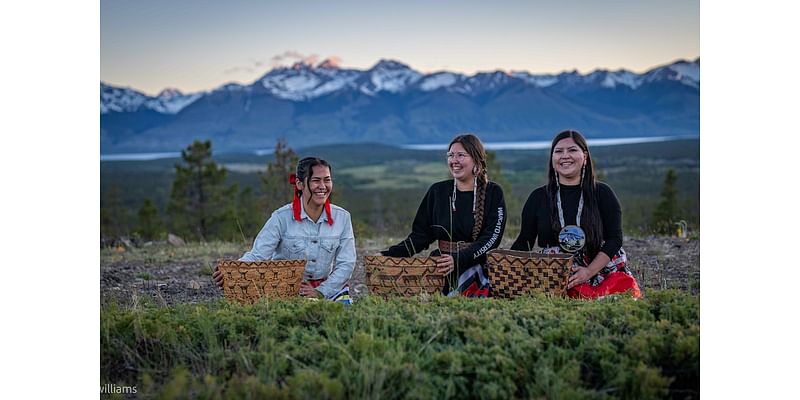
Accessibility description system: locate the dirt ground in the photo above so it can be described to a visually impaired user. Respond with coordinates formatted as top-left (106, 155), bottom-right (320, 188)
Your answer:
top-left (100, 236), bottom-right (699, 306)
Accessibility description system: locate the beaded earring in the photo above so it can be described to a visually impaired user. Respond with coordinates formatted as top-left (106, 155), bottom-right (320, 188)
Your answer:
top-left (451, 179), bottom-right (457, 211)
top-left (580, 163), bottom-right (585, 186)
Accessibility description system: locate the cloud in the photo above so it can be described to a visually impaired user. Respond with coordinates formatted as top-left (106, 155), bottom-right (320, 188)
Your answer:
top-left (225, 51), bottom-right (343, 74)
top-left (321, 56), bottom-right (342, 67)
top-left (269, 50), bottom-right (326, 68)
top-left (270, 50), bottom-right (304, 62)
top-left (223, 66), bottom-right (254, 74)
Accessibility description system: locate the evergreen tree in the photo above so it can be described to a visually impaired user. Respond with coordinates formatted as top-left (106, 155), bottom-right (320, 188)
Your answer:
top-left (235, 186), bottom-right (262, 242)
top-left (486, 150), bottom-right (511, 194)
top-left (653, 169), bottom-right (680, 234)
top-left (101, 185), bottom-right (129, 243)
top-left (486, 150), bottom-right (519, 225)
top-left (135, 198), bottom-right (164, 241)
top-left (260, 138), bottom-right (298, 212)
top-left (167, 140), bottom-right (237, 241)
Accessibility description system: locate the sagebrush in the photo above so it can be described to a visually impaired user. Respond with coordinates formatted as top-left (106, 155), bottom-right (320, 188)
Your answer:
top-left (101, 290), bottom-right (698, 399)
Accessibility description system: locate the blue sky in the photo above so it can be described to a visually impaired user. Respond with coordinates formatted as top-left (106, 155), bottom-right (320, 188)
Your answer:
top-left (101, 0), bottom-right (699, 95)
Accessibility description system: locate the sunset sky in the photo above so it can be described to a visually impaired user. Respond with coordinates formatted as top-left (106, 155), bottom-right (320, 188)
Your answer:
top-left (101, 0), bottom-right (699, 95)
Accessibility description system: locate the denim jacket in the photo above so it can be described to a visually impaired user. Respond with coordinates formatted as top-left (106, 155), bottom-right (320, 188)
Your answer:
top-left (239, 201), bottom-right (356, 299)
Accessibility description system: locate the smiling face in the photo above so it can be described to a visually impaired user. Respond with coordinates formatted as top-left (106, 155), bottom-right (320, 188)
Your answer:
top-left (447, 142), bottom-right (476, 182)
top-left (551, 137), bottom-right (587, 182)
top-left (297, 165), bottom-right (332, 208)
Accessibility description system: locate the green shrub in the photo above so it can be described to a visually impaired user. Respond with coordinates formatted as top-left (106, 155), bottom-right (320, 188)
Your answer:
top-left (101, 291), bottom-right (699, 399)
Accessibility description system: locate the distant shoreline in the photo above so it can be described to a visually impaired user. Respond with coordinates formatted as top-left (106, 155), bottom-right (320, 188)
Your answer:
top-left (100, 135), bottom-right (698, 162)
top-left (401, 135), bottom-right (695, 151)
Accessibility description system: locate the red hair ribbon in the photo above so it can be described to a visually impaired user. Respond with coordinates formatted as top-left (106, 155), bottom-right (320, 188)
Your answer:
top-left (324, 198), bottom-right (334, 226)
top-left (289, 173), bottom-right (302, 221)
top-left (292, 192), bottom-right (302, 222)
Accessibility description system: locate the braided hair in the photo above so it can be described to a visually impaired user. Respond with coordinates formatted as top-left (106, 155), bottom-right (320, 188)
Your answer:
top-left (448, 134), bottom-right (489, 241)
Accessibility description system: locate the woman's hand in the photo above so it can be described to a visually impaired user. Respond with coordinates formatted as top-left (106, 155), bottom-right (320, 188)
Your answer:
top-left (433, 254), bottom-right (455, 275)
top-left (567, 266), bottom-right (593, 289)
top-left (212, 264), bottom-right (224, 289)
top-left (569, 252), bottom-right (609, 289)
top-left (299, 281), bottom-right (324, 299)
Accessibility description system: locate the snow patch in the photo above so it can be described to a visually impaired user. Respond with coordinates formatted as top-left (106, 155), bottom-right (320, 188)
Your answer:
top-left (512, 72), bottom-right (558, 88)
top-left (669, 62), bottom-right (700, 83)
top-left (146, 92), bottom-right (204, 114)
top-left (368, 68), bottom-right (421, 93)
top-left (600, 71), bottom-right (640, 89)
top-left (101, 83), bottom-right (204, 114)
top-left (420, 73), bottom-right (458, 91)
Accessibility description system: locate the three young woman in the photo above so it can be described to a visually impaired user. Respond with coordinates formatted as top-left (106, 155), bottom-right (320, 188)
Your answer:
top-left (216, 130), bottom-right (640, 300)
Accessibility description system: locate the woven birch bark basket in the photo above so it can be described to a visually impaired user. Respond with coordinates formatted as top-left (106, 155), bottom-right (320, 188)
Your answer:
top-left (217, 259), bottom-right (306, 304)
top-left (486, 249), bottom-right (573, 298)
top-left (365, 256), bottom-right (444, 297)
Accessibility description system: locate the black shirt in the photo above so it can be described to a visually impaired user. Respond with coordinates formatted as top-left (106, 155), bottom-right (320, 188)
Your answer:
top-left (382, 180), bottom-right (507, 268)
top-left (510, 182), bottom-right (623, 258)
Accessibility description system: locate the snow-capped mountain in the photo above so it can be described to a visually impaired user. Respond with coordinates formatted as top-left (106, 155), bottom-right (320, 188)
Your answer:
top-left (358, 60), bottom-right (422, 95)
top-left (584, 70), bottom-right (642, 89)
top-left (101, 57), bottom-right (699, 154)
top-left (100, 83), bottom-right (150, 113)
top-left (101, 58), bottom-right (699, 111)
top-left (642, 59), bottom-right (700, 88)
top-left (100, 84), bottom-right (203, 114)
top-left (510, 71), bottom-right (559, 88)
top-left (213, 83), bottom-right (249, 93)
top-left (454, 71), bottom-right (516, 94)
top-left (563, 59), bottom-right (700, 90)
top-left (147, 89), bottom-right (204, 114)
top-left (257, 59), bottom-right (361, 101)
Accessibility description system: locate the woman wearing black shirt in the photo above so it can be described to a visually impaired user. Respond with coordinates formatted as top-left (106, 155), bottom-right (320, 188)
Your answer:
top-left (511, 130), bottom-right (641, 298)
top-left (382, 134), bottom-right (506, 297)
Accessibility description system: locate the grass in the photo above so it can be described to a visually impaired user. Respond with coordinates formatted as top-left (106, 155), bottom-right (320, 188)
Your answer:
top-left (338, 162), bottom-right (447, 190)
top-left (101, 241), bottom-right (250, 265)
top-left (135, 272), bottom-right (154, 281)
top-left (101, 291), bottom-right (699, 399)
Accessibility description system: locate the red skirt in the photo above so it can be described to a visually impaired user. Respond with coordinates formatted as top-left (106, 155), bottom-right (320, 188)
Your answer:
top-left (568, 271), bottom-right (641, 299)
top-left (542, 246), bottom-right (642, 299)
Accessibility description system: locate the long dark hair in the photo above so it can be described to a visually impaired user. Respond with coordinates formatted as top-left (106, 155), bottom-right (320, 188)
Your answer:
top-left (448, 133), bottom-right (489, 240)
top-left (295, 157), bottom-right (332, 205)
top-left (546, 130), bottom-right (603, 258)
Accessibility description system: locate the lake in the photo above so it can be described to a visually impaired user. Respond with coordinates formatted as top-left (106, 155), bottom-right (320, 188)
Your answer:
top-left (100, 135), bottom-right (695, 161)
top-left (401, 136), bottom-right (687, 151)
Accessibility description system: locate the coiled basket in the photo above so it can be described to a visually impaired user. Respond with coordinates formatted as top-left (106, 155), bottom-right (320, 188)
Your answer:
top-left (365, 256), bottom-right (445, 297)
top-left (217, 259), bottom-right (307, 304)
top-left (485, 249), bottom-right (573, 298)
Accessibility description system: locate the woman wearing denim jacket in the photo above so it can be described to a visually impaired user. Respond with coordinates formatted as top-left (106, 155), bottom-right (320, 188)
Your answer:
top-left (213, 157), bottom-right (356, 302)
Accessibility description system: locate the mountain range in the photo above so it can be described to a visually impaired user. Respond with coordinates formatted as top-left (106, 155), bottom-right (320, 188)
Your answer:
top-left (100, 58), bottom-right (699, 154)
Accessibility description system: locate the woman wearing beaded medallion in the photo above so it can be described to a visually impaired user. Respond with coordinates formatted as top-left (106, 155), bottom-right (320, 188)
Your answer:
top-left (381, 134), bottom-right (507, 297)
top-left (510, 130), bottom-right (641, 298)
top-left (212, 157), bottom-right (355, 303)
